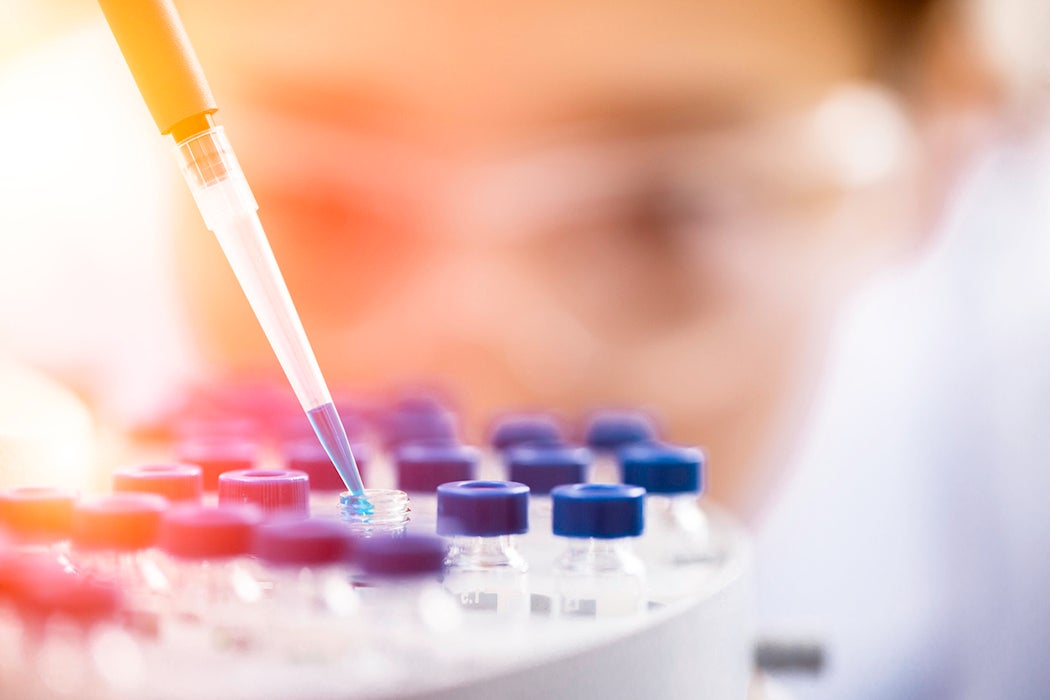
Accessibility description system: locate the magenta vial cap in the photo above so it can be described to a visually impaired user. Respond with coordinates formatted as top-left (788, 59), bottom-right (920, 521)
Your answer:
top-left (253, 518), bottom-right (354, 568)
top-left (218, 469), bottom-right (310, 518)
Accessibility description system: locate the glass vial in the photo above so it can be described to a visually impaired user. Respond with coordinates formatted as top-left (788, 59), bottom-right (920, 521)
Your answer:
top-left (551, 484), bottom-right (647, 618)
top-left (437, 481), bottom-right (530, 616)
top-left (252, 518), bottom-right (359, 662)
top-left (339, 489), bottom-right (411, 537)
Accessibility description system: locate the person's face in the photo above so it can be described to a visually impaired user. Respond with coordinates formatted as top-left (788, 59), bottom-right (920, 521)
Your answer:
top-left (176, 0), bottom-right (924, 512)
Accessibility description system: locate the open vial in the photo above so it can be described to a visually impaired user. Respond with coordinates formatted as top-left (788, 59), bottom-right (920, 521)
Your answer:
top-left (339, 489), bottom-right (411, 537)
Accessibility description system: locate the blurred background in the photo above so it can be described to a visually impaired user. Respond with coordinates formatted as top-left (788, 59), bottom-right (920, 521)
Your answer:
top-left (2, 0), bottom-right (1050, 697)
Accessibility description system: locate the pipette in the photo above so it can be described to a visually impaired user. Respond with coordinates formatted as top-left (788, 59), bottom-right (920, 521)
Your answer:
top-left (98, 0), bottom-right (367, 500)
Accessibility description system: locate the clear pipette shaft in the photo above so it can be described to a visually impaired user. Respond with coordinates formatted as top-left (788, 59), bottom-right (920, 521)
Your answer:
top-left (97, 0), bottom-right (366, 497)
top-left (176, 127), bottom-right (366, 497)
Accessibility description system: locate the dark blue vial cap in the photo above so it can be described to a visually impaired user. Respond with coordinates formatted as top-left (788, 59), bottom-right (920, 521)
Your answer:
top-left (551, 484), bottom-right (645, 539)
top-left (619, 442), bottom-right (704, 495)
top-left (436, 481), bottom-right (529, 537)
top-left (584, 410), bottom-right (657, 451)
top-left (355, 534), bottom-right (448, 578)
top-left (396, 442), bottom-right (479, 493)
top-left (489, 414), bottom-right (563, 451)
top-left (504, 445), bottom-right (591, 495)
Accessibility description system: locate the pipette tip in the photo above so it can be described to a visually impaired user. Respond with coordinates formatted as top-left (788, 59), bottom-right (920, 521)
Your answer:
top-left (307, 402), bottom-right (367, 498)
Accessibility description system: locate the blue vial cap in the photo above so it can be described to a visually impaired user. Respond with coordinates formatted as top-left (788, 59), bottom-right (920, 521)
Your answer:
top-left (489, 414), bottom-right (563, 451)
top-left (355, 534), bottom-right (447, 578)
top-left (619, 442), bottom-right (704, 495)
top-left (551, 484), bottom-right (645, 539)
top-left (504, 444), bottom-right (591, 495)
top-left (396, 442), bottom-right (479, 493)
top-left (436, 481), bottom-right (529, 537)
top-left (584, 410), bottom-right (657, 451)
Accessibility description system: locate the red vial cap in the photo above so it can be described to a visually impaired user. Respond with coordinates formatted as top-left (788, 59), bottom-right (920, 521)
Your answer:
top-left (159, 504), bottom-right (262, 560)
top-left (174, 437), bottom-right (258, 491)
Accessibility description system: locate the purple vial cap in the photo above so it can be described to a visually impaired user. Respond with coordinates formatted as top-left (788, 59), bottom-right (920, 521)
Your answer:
top-left (112, 463), bottom-right (204, 503)
top-left (159, 504), bottom-right (262, 559)
top-left (355, 534), bottom-right (447, 578)
top-left (283, 439), bottom-right (371, 492)
top-left (437, 481), bottom-right (529, 537)
top-left (504, 444), bottom-right (591, 495)
top-left (381, 395), bottom-right (458, 447)
top-left (584, 410), bottom-right (657, 451)
top-left (254, 518), bottom-right (354, 567)
top-left (175, 437), bottom-right (258, 491)
top-left (489, 414), bottom-right (563, 451)
top-left (396, 442), bottom-right (479, 493)
top-left (218, 469), bottom-right (310, 518)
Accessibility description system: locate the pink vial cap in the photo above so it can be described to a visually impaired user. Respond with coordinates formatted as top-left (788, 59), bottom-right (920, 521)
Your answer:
top-left (112, 463), bottom-right (204, 503)
top-left (218, 469), bottom-right (310, 518)
top-left (159, 504), bottom-right (262, 559)
top-left (175, 437), bottom-right (258, 491)
top-left (72, 494), bottom-right (167, 551)
top-left (0, 487), bottom-right (79, 541)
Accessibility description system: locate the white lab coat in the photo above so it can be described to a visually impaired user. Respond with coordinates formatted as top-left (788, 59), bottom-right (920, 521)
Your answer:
top-left (757, 129), bottom-right (1050, 699)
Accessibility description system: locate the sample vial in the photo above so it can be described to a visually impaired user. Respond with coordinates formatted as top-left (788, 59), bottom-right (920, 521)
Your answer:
top-left (394, 442), bottom-right (479, 529)
top-left (252, 518), bottom-right (359, 661)
top-left (437, 481), bottom-right (530, 616)
top-left (112, 464), bottom-right (204, 504)
top-left (354, 534), bottom-right (461, 655)
top-left (583, 410), bottom-right (657, 484)
top-left (620, 442), bottom-right (718, 569)
top-left (339, 489), bottom-right (410, 537)
top-left (217, 469), bottom-right (310, 519)
top-left (503, 444), bottom-right (590, 521)
top-left (71, 494), bottom-right (170, 636)
top-left (0, 487), bottom-right (79, 569)
top-left (174, 436), bottom-right (258, 492)
top-left (551, 484), bottom-right (647, 618)
top-left (501, 447), bottom-right (592, 566)
top-left (283, 439), bottom-right (371, 516)
top-left (157, 504), bottom-right (264, 649)
top-left (11, 564), bottom-right (144, 698)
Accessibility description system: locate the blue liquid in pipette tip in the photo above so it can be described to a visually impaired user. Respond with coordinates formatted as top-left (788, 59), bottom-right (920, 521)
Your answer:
top-left (307, 401), bottom-right (368, 500)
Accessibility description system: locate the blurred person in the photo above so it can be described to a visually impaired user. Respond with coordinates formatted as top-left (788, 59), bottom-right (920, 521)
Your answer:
top-left (171, 0), bottom-right (999, 517)
top-left (1, 0), bottom-right (1049, 697)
